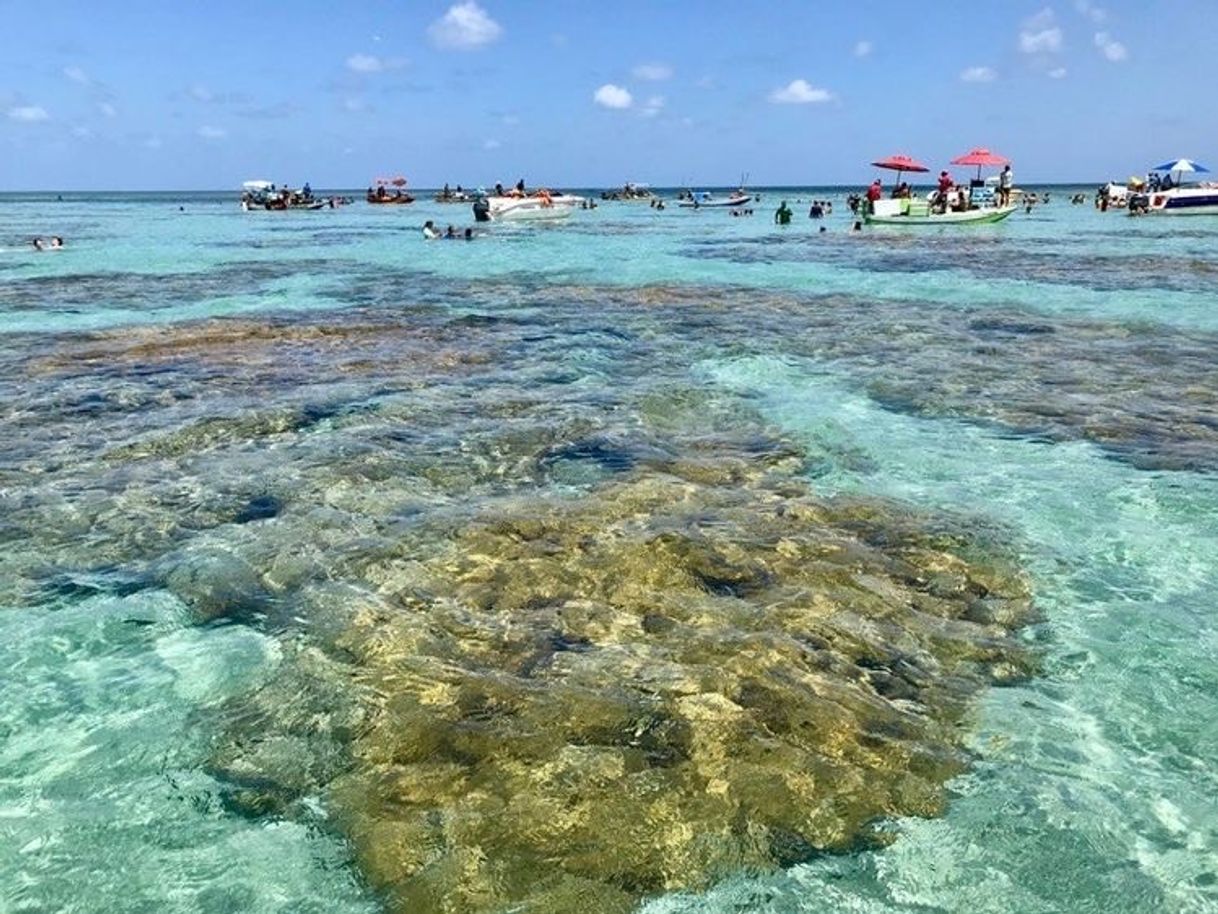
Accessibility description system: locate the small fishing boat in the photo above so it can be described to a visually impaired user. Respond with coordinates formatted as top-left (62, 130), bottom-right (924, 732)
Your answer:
top-left (601, 183), bottom-right (656, 202)
top-left (678, 190), bottom-right (752, 208)
top-left (861, 149), bottom-right (1017, 226)
top-left (367, 175), bottom-right (414, 205)
top-left (864, 196), bottom-right (1018, 225)
top-left (240, 180), bottom-right (328, 211)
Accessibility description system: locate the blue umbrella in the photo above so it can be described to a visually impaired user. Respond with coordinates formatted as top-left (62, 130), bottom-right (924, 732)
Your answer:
top-left (1153, 158), bottom-right (1210, 174)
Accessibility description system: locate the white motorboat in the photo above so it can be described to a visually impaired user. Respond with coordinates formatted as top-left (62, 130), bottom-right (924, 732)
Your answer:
top-left (485, 193), bottom-right (583, 222)
top-left (678, 191), bottom-right (752, 209)
top-left (1129, 184), bottom-right (1218, 215)
top-left (1128, 158), bottom-right (1218, 215)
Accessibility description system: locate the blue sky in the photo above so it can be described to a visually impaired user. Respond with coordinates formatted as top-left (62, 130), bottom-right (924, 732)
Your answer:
top-left (0, 0), bottom-right (1206, 189)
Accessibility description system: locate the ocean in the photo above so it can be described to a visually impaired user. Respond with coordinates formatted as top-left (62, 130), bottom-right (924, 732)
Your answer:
top-left (1, 187), bottom-right (1216, 914)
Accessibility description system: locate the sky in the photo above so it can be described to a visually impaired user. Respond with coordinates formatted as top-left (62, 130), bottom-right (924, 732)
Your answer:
top-left (0, 0), bottom-right (1208, 190)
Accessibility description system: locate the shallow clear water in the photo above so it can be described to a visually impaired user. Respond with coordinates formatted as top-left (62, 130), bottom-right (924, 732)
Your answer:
top-left (2, 188), bottom-right (1217, 913)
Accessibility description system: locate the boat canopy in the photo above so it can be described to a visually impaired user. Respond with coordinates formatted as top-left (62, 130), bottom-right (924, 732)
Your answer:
top-left (242, 180), bottom-right (273, 191)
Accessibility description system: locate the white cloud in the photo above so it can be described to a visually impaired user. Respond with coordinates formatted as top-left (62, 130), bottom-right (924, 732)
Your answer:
top-left (189, 84), bottom-right (215, 103)
top-left (632, 62), bottom-right (672, 81)
top-left (63, 66), bottom-right (90, 85)
top-left (593, 83), bottom-right (633, 109)
top-left (483, 138), bottom-right (501, 150)
top-left (1049, 66), bottom-right (1068, 78)
top-left (641, 95), bottom-right (665, 117)
top-left (1095, 31), bottom-right (1127, 61)
top-left (501, 113), bottom-right (520, 125)
top-left (695, 75), bottom-right (715, 89)
top-left (71, 125), bottom-right (93, 138)
top-left (144, 135), bottom-right (163, 149)
top-left (769, 79), bottom-right (832, 104)
top-left (197, 124), bottom-right (226, 139)
top-left (854, 40), bottom-right (873, 58)
top-left (1019, 8), bottom-right (1063, 54)
top-left (343, 96), bottom-right (368, 112)
top-left (428, 2), bottom-right (502, 50)
top-left (346, 53), bottom-right (406, 73)
top-left (1020, 25), bottom-right (1062, 53)
top-left (8, 106), bottom-right (49, 122)
top-left (960, 66), bottom-right (997, 83)
top-left (1075, 0), bottom-right (1106, 23)
top-left (99, 102), bottom-right (117, 118)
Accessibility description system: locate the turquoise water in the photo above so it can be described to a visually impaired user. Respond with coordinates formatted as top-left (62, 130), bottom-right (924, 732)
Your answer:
top-left (2, 188), bottom-right (1217, 913)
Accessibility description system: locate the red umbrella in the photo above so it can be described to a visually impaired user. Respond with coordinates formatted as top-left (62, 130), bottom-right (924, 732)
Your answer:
top-left (871, 154), bottom-right (929, 185)
top-left (950, 148), bottom-right (1010, 181)
top-left (374, 175), bottom-right (408, 186)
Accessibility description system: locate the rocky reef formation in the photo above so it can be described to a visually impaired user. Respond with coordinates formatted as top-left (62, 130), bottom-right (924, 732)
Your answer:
top-left (208, 450), bottom-right (1036, 914)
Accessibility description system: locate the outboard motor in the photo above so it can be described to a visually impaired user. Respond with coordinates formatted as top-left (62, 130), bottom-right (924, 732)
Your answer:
top-left (472, 198), bottom-right (491, 222)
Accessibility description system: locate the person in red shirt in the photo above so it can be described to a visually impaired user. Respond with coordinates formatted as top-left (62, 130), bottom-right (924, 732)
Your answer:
top-left (865, 179), bottom-right (882, 213)
top-left (937, 170), bottom-right (953, 194)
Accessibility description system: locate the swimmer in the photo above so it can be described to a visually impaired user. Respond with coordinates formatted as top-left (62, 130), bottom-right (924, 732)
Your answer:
top-left (31, 237), bottom-right (45, 251)
top-left (463, 228), bottom-right (473, 240)
top-left (444, 225), bottom-right (457, 239)
top-left (49, 236), bottom-right (63, 249)
top-left (422, 220), bottom-right (441, 240)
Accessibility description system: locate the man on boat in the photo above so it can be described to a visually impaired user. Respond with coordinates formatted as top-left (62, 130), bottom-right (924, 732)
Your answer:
top-left (865, 179), bottom-right (883, 214)
top-left (998, 165), bottom-right (1013, 206)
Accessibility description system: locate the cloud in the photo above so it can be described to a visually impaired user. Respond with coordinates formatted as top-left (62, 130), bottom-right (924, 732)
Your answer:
top-left (8, 106), bottom-right (49, 122)
top-left (483, 138), bottom-right (501, 150)
top-left (99, 102), bottom-right (118, 118)
top-left (342, 96), bottom-right (368, 112)
top-left (346, 53), bottom-right (407, 73)
top-left (63, 66), bottom-right (91, 85)
top-left (1095, 31), bottom-right (1127, 61)
top-left (500, 113), bottom-right (520, 125)
top-left (641, 95), bottom-right (665, 118)
top-left (197, 125), bottom-right (226, 139)
top-left (960, 66), bottom-right (997, 83)
top-left (1019, 9), bottom-right (1062, 54)
top-left (71, 125), bottom-right (93, 138)
top-left (1075, 0), bottom-right (1106, 23)
top-left (695, 75), bottom-right (715, 89)
top-left (428, 2), bottom-right (502, 50)
top-left (854, 40), bottom-right (872, 58)
top-left (189, 84), bottom-right (215, 103)
top-left (632, 62), bottom-right (672, 81)
top-left (144, 135), bottom-right (163, 149)
top-left (593, 83), bottom-right (632, 109)
top-left (769, 79), bottom-right (832, 104)
top-left (1049, 66), bottom-right (1068, 78)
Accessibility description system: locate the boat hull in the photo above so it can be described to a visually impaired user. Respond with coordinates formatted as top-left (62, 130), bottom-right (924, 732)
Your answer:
top-left (486, 195), bottom-right (582, 222)
top-left (678, 196), bottom-right (751, 208)
top-left (864, 205), bottom-right (1018, 226)
top-left (1133, 188), bottom-right (1218, 215)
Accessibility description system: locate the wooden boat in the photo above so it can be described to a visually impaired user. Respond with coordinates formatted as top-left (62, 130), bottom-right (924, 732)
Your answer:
top-left (864, 196), bottom-right (1017, 226)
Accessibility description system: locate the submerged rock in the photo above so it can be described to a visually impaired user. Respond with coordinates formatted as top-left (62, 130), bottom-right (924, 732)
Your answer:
top-left (212, 460), bottom-right (1036, 914)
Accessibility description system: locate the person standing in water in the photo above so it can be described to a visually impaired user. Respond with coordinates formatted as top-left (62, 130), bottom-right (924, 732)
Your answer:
top-left (774, 200), bottom-right (793, 225)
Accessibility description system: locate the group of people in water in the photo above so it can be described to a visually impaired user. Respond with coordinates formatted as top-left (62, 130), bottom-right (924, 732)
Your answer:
top-left (422, 221), bottom-right (475, 240)
top-left (31, 236), bottom-right (64, 250)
